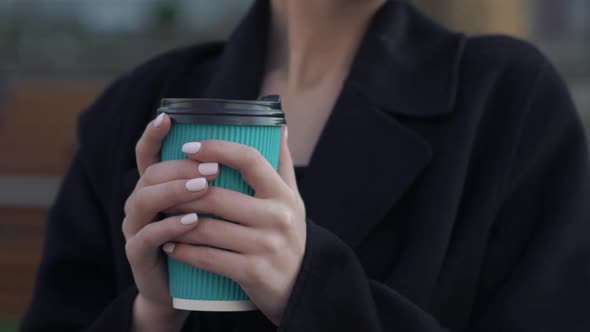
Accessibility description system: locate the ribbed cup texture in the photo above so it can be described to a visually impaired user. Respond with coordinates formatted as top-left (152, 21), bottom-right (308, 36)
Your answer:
top-left (161, 123), bottom-right (282, 303)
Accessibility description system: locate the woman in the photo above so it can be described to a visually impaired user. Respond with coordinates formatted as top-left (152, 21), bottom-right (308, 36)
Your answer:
top-left (21, 0), bottom-right (590, 331)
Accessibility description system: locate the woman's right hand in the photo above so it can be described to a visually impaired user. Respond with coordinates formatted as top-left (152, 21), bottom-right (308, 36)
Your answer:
top-left (122, 113), bottom-right (220, 332)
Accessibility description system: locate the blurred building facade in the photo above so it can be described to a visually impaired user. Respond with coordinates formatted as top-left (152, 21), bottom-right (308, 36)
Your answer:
top-left (0, 0), bottom-right (251, 76)
top-left (0, 0), bottom-right (589, 329)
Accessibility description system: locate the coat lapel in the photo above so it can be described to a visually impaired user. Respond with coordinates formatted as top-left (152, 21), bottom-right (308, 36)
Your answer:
top-left (199, 0), bottom-right (466, 249)
top-left (298, 85), bottom-right (433, 248)
top-left (300, 1), bottom-right (465, 248)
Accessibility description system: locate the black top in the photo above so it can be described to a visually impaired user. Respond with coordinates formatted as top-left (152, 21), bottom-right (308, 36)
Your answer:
top-left (21, 0), bottom-right (590, 331)
top-left (293, 166), bottom-right (306, 184)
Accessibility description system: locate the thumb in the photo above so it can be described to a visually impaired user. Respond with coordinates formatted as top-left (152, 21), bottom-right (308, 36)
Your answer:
top-left (278, 126), bottom-right (298, 191)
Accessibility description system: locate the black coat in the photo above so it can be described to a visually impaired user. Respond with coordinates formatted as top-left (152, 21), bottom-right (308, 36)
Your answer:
top-left (21, 1), bottom-right (590, 331)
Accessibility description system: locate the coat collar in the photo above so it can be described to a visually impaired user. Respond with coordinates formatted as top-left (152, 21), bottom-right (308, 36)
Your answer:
top-left (200, 0), bottom-right (270, 100)
top-left (203, 0), bottom-right (466, 117)
top-left (348, 1), bottom-right (466, 117)
top-left (200, 0), bottom-right (466, 248)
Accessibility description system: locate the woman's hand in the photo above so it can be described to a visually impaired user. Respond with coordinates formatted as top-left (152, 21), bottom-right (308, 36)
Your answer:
top-left (165, 127), bottom-right (307, 326)
top-left (122, 113), bottom-right (221, 332)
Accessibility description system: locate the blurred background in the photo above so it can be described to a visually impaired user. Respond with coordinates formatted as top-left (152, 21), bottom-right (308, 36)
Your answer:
top-left (0, 0), bottom-right (588, 330)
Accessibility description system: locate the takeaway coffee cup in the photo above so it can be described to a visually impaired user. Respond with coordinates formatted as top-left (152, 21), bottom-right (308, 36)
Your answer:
top-left (158, 95), bottom-right (284, 311)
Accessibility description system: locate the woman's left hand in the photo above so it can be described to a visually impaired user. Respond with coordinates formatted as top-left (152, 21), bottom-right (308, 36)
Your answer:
top-left (164, 127), bottom-right (306, 325)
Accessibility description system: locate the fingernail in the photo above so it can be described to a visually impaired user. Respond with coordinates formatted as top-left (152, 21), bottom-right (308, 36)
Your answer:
top-left (180, 213), bottom-right (198, 225)
top-left (182, 142), bottom-right (202, 154)
top-left (198, 163), bottom-right (219, 176)
top-left (186, 178), bottom-right (207, 192)
top-left (153, 113), bottom-right (165, 128)
top-left (163, 243), bottom-right (175, 253)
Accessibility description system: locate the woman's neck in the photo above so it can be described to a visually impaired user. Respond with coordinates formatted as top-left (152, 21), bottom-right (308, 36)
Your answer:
top-left (267, 0), bottom-right (385, 91)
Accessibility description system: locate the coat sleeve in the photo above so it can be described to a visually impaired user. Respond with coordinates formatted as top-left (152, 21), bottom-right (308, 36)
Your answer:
top-left (470, 59), bottom-right (590, 331)
top-left (277, 60), bottom-right (590, 331)
top-left (18, 44), bottom-right (227, 332)
top-left (18, 152), bottom-right (142, 331)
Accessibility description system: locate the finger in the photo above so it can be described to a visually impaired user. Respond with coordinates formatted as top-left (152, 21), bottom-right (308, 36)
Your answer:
top-left (278, 126), bottom-right (297, 191)
top-left (175, 186), bottom-right (279, 227)
top-left (135, 113), bottom-right (171, 176)
top-left (123, 177), bottom-right (209, 237)
top-left (182, 140), bottom-right (288, 198)
top-left (125, 213), bottom-right (200, 268)
top-left (176, 217), bottom-right (260, 253)
top-left (164, 243), bottom-right (249, 285)
top-left (140, 160), bottom-right (220, 187)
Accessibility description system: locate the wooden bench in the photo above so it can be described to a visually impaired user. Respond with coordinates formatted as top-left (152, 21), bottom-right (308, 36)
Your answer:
top-left (0, 78), bottom-right (107, 321)
top-left (0, 79), bottom-right (107, 176)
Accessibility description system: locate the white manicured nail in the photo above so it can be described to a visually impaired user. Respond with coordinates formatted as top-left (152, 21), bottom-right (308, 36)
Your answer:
top-left (153, 113), bottom-right (165, 128)
top-left (198, 163), bottom-right (219, 176)
top-left (182, 142), bottom-right (202, 154)
top-left (180, 213), bottom-right (198, 225)
top-left (163, 243), bottom-right (175, 253)
top-left (186, 178), bottom-right (207, 192)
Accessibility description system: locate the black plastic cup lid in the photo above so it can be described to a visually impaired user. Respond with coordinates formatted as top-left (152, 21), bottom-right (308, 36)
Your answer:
top-left (157, 95), bottom-right (285, 126)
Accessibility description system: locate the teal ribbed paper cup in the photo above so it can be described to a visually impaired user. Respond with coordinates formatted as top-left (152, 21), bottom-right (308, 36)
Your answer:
top-left (158, 96), bottom-right (284, 311)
